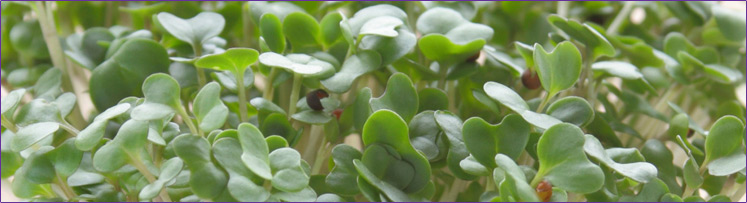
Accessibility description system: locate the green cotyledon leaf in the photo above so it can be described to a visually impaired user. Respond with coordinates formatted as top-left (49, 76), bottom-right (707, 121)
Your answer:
top-left (533, 41), bottom-right (582, 99)
top-left (532, 123), bottom-right (604, 194)
top-left (362, 110), bottom-right (431, 194)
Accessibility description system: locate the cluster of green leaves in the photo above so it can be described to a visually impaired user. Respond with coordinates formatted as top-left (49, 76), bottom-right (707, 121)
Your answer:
top-left (1, 1), bottom-right (746, 202)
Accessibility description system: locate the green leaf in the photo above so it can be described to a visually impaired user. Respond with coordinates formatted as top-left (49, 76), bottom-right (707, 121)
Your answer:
top-left (533, 123), bottom-right (604, 194)
top-left (270, 148), bottom-right (309, 192)
top-left (320, 12), bottom-right (343, 46)
top-left (712, 6), bottom-right (746, 42)
top-left (90, 38), bottom-right (170, 110)
top-left (583, 135), bottom-right (658, 183)
top-left (494, 154), bottom-right (541, 202)
top-left (211, 70), bottom-right (254, 93)
top-left (359, 27), bottom-right (417, 66)
top-left (250, 97), bottom-right (286, 115)
top-left (419, 34), bottom-right (485, 64)
top-left (32, 68), bottom-right (62, 100)
top-left (259, 13), bottom-right (286, 53)
top-left (547, 15), bottom-right (615, 59)
top-left (484, 46), bottom-right (525, 77)
top-left (21, 147), bottom-right (55, 184)
top-left (1, 88), bottom-right (26, 117)
top-left (238, 123), bottom-right (272, 180)
top-left (326, 144), bottom-right (363, 195)
top-left (64, 28), bottom-right (115, 70)
top-left (359, 16), bottom-right (403, 37)
top-left (283, 12), bottom-right (322, 52)
top-left (46, 139), bottom-right (83, 177)
top-left (321, 50), bottom-right (382, 93)
top-left (704, 116), bottom-right (746, 176)
top-left (292, 110), bottom-right (332, 125)
top-left (433, 110), bottom-right (474, 180)
top-left (195, 48), bottom-right (259, 75)
top-left (353, 159), bottom-right (413, 202)
top-left (462, 114), bottom-right (530, 168)
top-left (533, 41), bottom-right (582, 98)
top-left (173, 134), bottom-right (228, 200)
top-left (362, 110), bottom-right (431, 193)
top-left (459, 155), bottom-right (489, 176)
top-left (483, 82), bottom-right (563, 130)
top-left (408, 111), bottom-right (447, 161)
top-left (546, 96), bottom-right (594, 127)
top-left (130, 103), bottom-right (174, 121)
top-left (193, 82), bottom-right (229, 132)
top-left (11, 122), bottom-right (59, 152)
top-left (258, 52), bottom-right (334, 78)
top-left (619, 178), bottom-right (670, 202)
top-left (142, 73), bottom-right (181, 108)
top-left (10, 20), bottom-right (49, 59)
top-left (213, 138), bottom-right (270, 201)
top-left (369, 73), bottom-right (418, 123)
top-left (157, 12), bottom-right (225, 47)
top-left (139, 157), bottom-right (184, 200)
top-left (271, 186), bottom-right (317, 202)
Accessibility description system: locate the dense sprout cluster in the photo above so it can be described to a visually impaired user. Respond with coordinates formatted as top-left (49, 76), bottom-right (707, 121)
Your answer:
top-left (1, 1), bottom-right (745, 202)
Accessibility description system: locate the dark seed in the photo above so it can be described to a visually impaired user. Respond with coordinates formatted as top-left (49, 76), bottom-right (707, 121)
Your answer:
top-left (687, 129), bottom-right (694, 138)
top-left (306, 89), bottom-right (329, 111)
top-left (466, 52), bottom-right (481, 62)
top-left (522, 69), bottom-right (541, 89)
top-left (332, 109), bottom-right (343, 120)
top-left (536, 180), bottom-right (552, 202)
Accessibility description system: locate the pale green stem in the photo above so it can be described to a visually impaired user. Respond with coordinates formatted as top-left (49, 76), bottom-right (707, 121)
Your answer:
top-left (263, 68), bottom-right (279, 100)
top-left (437, 62), bottom-right (450, 90)
top-left (1, 115), bottom-right (18, 133)
top-left (54, 175), bottom-right (76, 200)
top-left (536, 93), bottom-right (553, 113)
top-left (606, 1), bottom-right (636, 36)
top-left (304, 125), bottom-right (323, 163)
top-left (236, 70), bottom-right (250, 123)
top-left (34, 2), bottom-right (87, 129)
top-left (311, 136), bottom-right (328, 175)
top-left (59, 121), bottom-right (80, 136)
top-left (730, 184), bottom-right (746, 201)
top-left (129, 153), bottom-right (172, 202)
top-left (176, 105), bottom-right (201, 136)
top-left (486, 174), bottom-right (496, 192)
top-left (557, 1), bottom-right (570, 18)
top-left (288, 73), bottom-right (303, 116)
top-left (193, 44), bottom-right (207, 88)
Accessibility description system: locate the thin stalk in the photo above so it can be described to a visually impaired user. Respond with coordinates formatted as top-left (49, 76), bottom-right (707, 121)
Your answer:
top-left (193, 45), bottom-right (207, 87)
top-left (447, 80), bottom-right (457, 112)
top-left (1, 116), bottom-right (18, 133)
top-left (34, 2), bottom-right (87, 129)
top-left (730, 184), bottom-right (746, 201)
top-left (311, 136), bottom-right (328, 175)
top-left (59, 121), bottom-right (80, 136)
top-left (129, 154), bottom-right (172, 202)
top-left (437, 62), bottom-right (450, 90)
top-left (263, 68), bottom-right (279, 100)
top-left (486, 173), bottom-right (495, 191)
top-left (304, 125), bottom-right (324, 163)
top-left (288, 73), bottom-right (303, 116)
top-left (557, 1), bottom-right (570, 18)
top-left (176, 105), bottom-right (201, 136)
top-left (606, 1), bottom-right (636, 36)
top-left (55, 175), bottom-right (77, 200)
top-left (536, 93), bottom-right (552, 113)
top-left (236, 70), bottom-right (250, 123)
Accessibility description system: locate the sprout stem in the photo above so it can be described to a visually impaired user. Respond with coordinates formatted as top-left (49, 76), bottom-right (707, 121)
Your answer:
top-left (55, 175), bottom-right (77, 200)
top-left (263, 68), bottom-right (279, 100)
top-left (193, 45), bottom-right (207, 88)
top-left (288, 73), bottom-right (303, 116)
top-left (59, 121), bottom-right (80, 136)
top-left (606, 1), bottom-right (636, 36)
top-left (1, 115), bottom-right (18, 133)
top-left (437, 62), bottom-right (449, 90)
top-left (236, 70), bottom-right (250, 123)
top-left (176, 105), bottom-right (202, 137)
top-left (129, 153), bottom-right (172, 202)
top-left (536, 93), bottom-right (552, 113)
